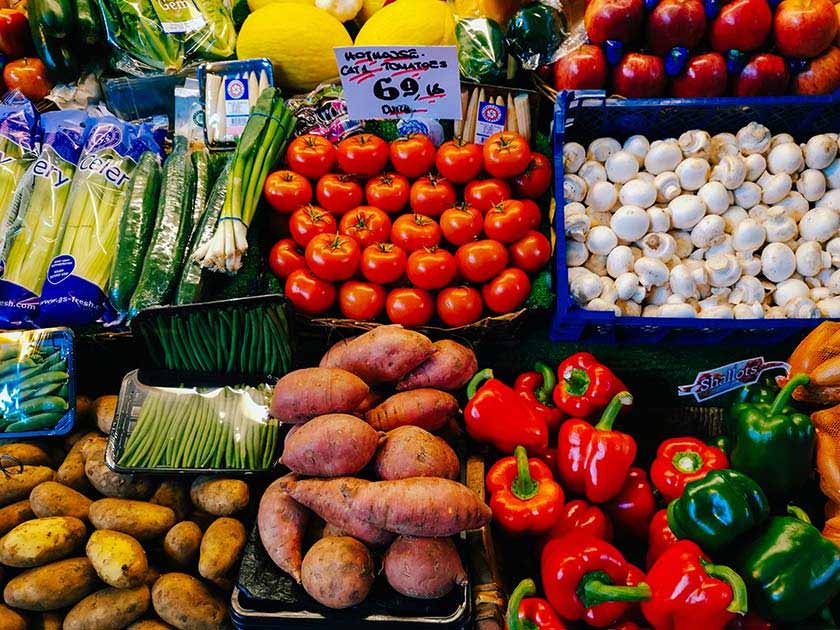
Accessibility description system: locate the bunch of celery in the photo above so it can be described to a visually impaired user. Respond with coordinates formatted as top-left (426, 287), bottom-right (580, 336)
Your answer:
top-left (0, 138), bottom-right (35, 262)
top-left (195, 88), bottom-right (295, 273)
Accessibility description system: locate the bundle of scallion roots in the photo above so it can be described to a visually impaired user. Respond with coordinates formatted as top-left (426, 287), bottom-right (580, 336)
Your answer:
top-left (196, 87), bottom-right (295, 273)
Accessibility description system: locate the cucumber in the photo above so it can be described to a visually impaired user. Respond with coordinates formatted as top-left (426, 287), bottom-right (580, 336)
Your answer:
top-left (190, 149), bottom-right (210, 240)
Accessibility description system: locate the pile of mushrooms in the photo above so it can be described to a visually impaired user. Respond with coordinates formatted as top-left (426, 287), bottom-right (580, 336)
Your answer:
top-left (563, 122), bottom-right (840, 319)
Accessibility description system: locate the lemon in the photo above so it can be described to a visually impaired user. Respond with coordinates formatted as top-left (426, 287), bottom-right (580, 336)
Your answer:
top-left (355, 0), bottom-right (456, 46)
top-left (247, 0), bottom-right (312, 12)
top-left (237, 3), bottom-right (352, 93)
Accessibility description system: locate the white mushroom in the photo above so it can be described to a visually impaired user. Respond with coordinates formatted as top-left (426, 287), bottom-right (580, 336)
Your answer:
top-left (586, 298), bottom-right (621, 314)
top-left (826, 237), bottom-right (840, 264)
top-left (764, 305), bottom-right (787, 318)
top-left (706, 235), bottom-right (734, 258)
top-left (796, 169), bottom-right (827, 202)
top-left (676, 157), bottom-right (711, 191)
top-left (768, 142), bottom-right (805, 175)
top-left (711, 155), bottom-right (747, 190)
top-left (805, 134), bottom-right (838, 170)
top-left (795, 241), bottom-right (831, 277)
top-left (732, 218), bottom-right (766, 254)
top-left (770, 133), bottom-right (795, 148)
top-left (619, 178), bottom-right (657, 208)
top-left (736, 122), bottom-right (771, 155)
top-left (642, 305), bottom-right (662, 316)
top-left (563, 174), bottom-right (587, 203)
top-left (669, 264), bottom-right (699, 298)
top-left (623, 135), bottom-right (650, 164)
top-left (827, 269), bottom-right (840, 293)
top-left (639, 233), bottom-right (676, 260)
top-left (571, 270), bottom-right (603, 304)
top-left (761, 242), bottom-right (797, 282)
top-left (584, 254), bottom-right (608, 277)
top-left (733, 182), bottom-right (761, 210)
top-left (723, 206), bottom-right (749, 232)
top-left (691, 215), bottom-right (726, 248)
top-left (587, 138), bottom-right (621, 163)
top-left (670, 230), bottom-right (694, 258)
top-left (587, 208), bottom-right (612, 227)
top-left (585, 181), bottom-right (618, 213)
top-left (748, 204), bottom-right (771, 222)
top-left (644, 140), bottom-right (683, 175)
top-left (606, 246), bottom-right (634, 277)
top-left (699, 304), bottom-right (734, 318)
top-left (615, 272), bottom-right (642, 300)
top-left (734, 303), bottom-right (764, 318)
top-left (730, 276), bottom-right (764, 304)
top-left (565, 212), bottom-right (591, 242)
top-left (824, 157), bottom-right (840, 189)
top-left (579, 161), bottom-right (608, 187)
top-left (647, 206), bottom-right (671, 233)
top-left (605, 151), bottom-right (640, 184)
top-left (669, 194), bottom-right (707, 229)
top-left (647, 286), bottom-right (673, 305)
top-left (586, 225), bottom-right (619, 255)
top-left (706, 253), bottom-right (742, 287)
top-left (634, 256), bottom-right (670, 288)
top-left (698, 181), bottom-right (731, 215)
top-left (785, 296), bottom-right (821, 318)
top-left (565, 202), bottom-right (586, 216)
top-left (618, 300), bottom-right (643, 316)
top-left (690, 248), bottom-right (707, 261)
top-left (710, 133), bottom-right (739, 164)
top-left (799, 207), bottom-right (840, 242)
top-left (566, 240), bottom-right (589, 266)
top-left (774, 278), bottom-right (810, 306)
top-left (610, 205), bottom-right (649, 242)
top-left (761, 173), bottom-right (793, 205)
top-left (563, 142), bottom-right (586, 173)
top-left (660, 301), bottom-right (698, 317)
top-left (764, 207), bottom-right (798, 242)
top-left (776, 192), bottom-right (810, 221)
top-left (812, 287), bottom-right (832, 301)
top-left (818, 297), bottom-right (840, 316)
top-left (599, 277), bottom-right (618, 303)
top-left (654, 171), bottom-right (681, 203)
top-left (636, 171), bottom-right (656, 185)
top-left (679, 130), bottom-right (711, 159)
top-left (745, 154), bottom-right (767, 181)
top-left (738, 254), bottom-right (762, 277)
top-left (817, 189), bottom-right (840, 209)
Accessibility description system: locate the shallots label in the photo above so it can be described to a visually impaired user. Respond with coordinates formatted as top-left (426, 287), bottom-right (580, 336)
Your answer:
top-left (678, 357), bottom-right (790, 402)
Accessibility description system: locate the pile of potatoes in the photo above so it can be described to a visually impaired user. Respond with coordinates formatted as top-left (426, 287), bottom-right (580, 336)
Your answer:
top-left (263, 326), bottom-right (489, 609)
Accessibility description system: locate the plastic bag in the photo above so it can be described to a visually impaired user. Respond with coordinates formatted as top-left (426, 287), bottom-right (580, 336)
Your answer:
top-left (505, 1), bottom-right (568, 70)
top-left (456, 17), bottom-right (507, 84)
top-left (287, 83), bottom-right (363, 144)
top-left (783, 322), bottom-right (840, 404)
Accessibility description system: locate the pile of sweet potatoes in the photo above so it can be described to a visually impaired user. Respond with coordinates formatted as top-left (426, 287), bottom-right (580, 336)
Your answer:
top-left (262, 326), bottom-right (486, 609)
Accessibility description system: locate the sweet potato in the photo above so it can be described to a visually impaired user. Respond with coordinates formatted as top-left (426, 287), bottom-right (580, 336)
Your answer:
top-left (320, 325), bottom-right (435, 384)
top-left (365, 389), bottom-right (459, 432)
top-left (271, 367), bottom-right (369, 424)
top-left (189, 477), bottom-right (249, 516)
top-left (152, 573), bottom-right (226, 630)
top-left (353, 390), bottom-right (382, 417)
top-left (257, 474), bottom-right (309, 582)
top-left (85, 441), bottom-right (155, 499)
top-left (30, 481), bottom-right (91, 521)
top-left (0, 466), bottom-right (54, 506)
top-left (0, 500), bottom-right (34, 536)
top-left (281, 413), bottom-right (380, 477)
top-left (63, 585), bottom-right (150, 630)
top-left (374, 426), bottom-right (460, 480)
top-left (301, 537), bottom-right (374, 609)
top-left (198, 517), bottom-right (246, 581)
top-left (287, 478), bottom-right (394, 546)
top-left (0, 443), bottom-right (51, 466)
top-left (164, 521), bottom-right (202, 567)
top-left (397, 340), bottom-right (478, 392)
top-left (384, 536), bottom-right (467, 598)
top-left (350, 478), bottom-right (492, 536)
top-left (150, 480), bottom-right (191, 522)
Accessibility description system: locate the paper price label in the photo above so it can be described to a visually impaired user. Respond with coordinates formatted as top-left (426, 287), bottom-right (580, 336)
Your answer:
top-left (335, 46), bottom-right (461, 120)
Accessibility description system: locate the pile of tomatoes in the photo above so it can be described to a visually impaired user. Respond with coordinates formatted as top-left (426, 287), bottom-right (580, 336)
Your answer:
top-left (264, 130), bottom-right (552, 327)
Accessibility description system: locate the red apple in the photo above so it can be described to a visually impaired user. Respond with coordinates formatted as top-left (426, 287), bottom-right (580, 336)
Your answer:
top-left (671, 52), bottom-right (727, 97)
top-left (553, 45), bottom-right (608, 90)
top-left (585, 0), bottom-right (645, 43)
top-left (774, 0), bottom-right (838, 58)
top-left (646, 0), bottom-right (707, 55)
top-left (612, 53), bottom-right (667, 98)
top-left (794, 45), bottom-right (840, 93)
top-left (709, 0), bottom-right (772, 52)
top-left (735, 52), bottom-right (790, 95)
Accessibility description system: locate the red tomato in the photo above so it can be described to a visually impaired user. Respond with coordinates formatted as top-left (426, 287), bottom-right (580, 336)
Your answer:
top-left (510, 231), bottom-right (552, 273)
top-left (386, 288), bottom-right (434, 326)
top-left (285, 269), bottom-right (336, 315)
top-left (484, 200), bottom-right (531, 243)
top-left (409, 175), bottom-right (457, 217)
top-left (360, 243), bottom-right (407, 284)
top-left (390, 134), bottom-right (436, 178)
top-left (435, 140), bottom-right (483, 184)
top-left (288, 205), bottom-right (337, 247)
top-left (338, 206), bottom-right (392, 248)
top-left (482, 268), bottom-right (531, 314)
top-left (339, 281), bottom-right (386, 320)
top-left (390, 214), bottom-right (442, 252)
top-left (465, 179), bottom-right (512, 213)
top-left (268, 239), bottom-right (304, 279)
top-left (305, 233), bottom-right (361, 282)
top-left (513, 153), bottom-right (552, 198)
top-left (437, 287), bottom-right (484, 327)
top-left (316, 174), bottom-right (363, 215)
top-left (336, 133), bottom-right (389, 176)
top-left (407, 248), bottom-right (457, 290)
top-left (521, 199), bottom-right (542, 228)
top-left (483, 132), bottom-right (532, 179)
top-left (456, 240), bottom-right (509, 283)
top-left (440, 204), bottom-right (483, 246)
top-left (285, 134), bottom-right (337, 180)
top-left (263, 170), bottom-right (312, 214)
top-left (365, 173), bottom-right (410, 213)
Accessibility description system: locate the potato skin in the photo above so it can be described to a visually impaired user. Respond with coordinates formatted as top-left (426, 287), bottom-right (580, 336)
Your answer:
top-left (397, 340), bottom-right (478, 392)
top-left (258, 475), bottom-right (309, 583)
top-left (190, 477), bottom-right (249, 516)
top-left (56, 434), bottom-right (99, 493)
top-left (89, 499), bottom-right (176, 541)
top-left (4, 557), bottom-right (98, 611)
top-left (365, 389), bottom-right (459, 432)
top-left (0, 602), bottom-right (26, 630)
top-left (128, 621), bottom-right (176, 630)
top-left (150, 481), bottom-right (191, 522)
top-left (0, 442), bottom-right (51, 466)
top-left (152, 573), bottom-right (227, 630)
top-left (0, 500), bottom-right (34, 536)
top-left (86, 529), bottom-right (149, 588)
top-left (301, 536), bottom-right (375, 609)
top-left (198, 517), bottom-right (246, 581)
top-left (93, 395), bottom-right (118, 435)
top-left (383, 536), bottom-right (467, 598)
top-left (270, 367), bottom-right (370, 423)
top-left (164, 521), bottom-right (202, 566)
top-left (32, 612), bottom-right (64, 630)
top-left (0, 466), bottom-right (54, 506)
top-left (374, 426), bottom-right (460, 480)
top-left (84, 441), bottom-right (155, 499)
top-left (282, 414), bottom-right (380, 477)
top-left (63, 585), bottom-right (150, 630)
top-left (0, 516), bottom-right (86, 567)
top-left (30, 481), bottom-right (91, 521)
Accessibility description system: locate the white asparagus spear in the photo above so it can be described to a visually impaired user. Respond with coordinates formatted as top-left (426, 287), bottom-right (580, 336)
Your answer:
top-left (248, 72), bottom-right (259, 109)
top-left (205, 73), bottom-right (222, 144)
top-left (506, 93), bottom-right (518, 133)
top-left (258, 70), bottom-right (269, 94)
top-left (514, 94), bottom-right (531, 141)
top-left (215, 77), bottom-right (227, 142)
top-left (454, 89), bottom-right (468, 140)
top-left (463, 87), bottom-right (480, 145)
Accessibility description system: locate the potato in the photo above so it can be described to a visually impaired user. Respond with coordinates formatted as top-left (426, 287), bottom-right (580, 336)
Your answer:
top-left (397, 340), bottom-right (478, 392)
top-left (383, 536), bottom-right (467, 598)
top-left (0, 466), bottom-right (54, 506)
top-left (0, 602), bottom-right (26, 630)
top-left (57, 433), bottom-right (99, 493)
top-left (0, 442), bottom-right (51, 466)
top-left (198, 517), bottom-right (246, 581)
top-left (4, 557), bottom-right (97, 610)
top-left (163, 521), bottom-right (201, 567)
top-left (374, 426), bottom-right (460, 480)
top-left (128, 620), bottom-right (176, 630)
top-left (143, 566), bottom-right (161, 586)
top-left (84, 441), bottom-right (155, 499)
top-left (64, 585), bottom-right (150, 630)
top-left (281, 413), bottom-right (380, 477)
top-left (89, 499), bottom-right (176, 541)
top-left (30, 481), bottom-right (91, 521)
top-left (258, 475), bottom-right (309, 583)
top-left (190, 477), bottom-right (248, 516)
top-left (0, 500), bottom-right (34, 536)
top-left (365, 389), bottom-right (459, 432)
top-left (150, 481), bottom-right (191, 522)
top-left (301, 536), bottom-right (374, 609)
top-left (270, 367), bottom-right (369, 423)
top-left (32, 611), bottom-right (63, 630)
top-left (86, 529), bottom-right (149, 588)
top-left (152, 573), bottom-right (227, 630)
top-left (93, 395), bottom-right (118, 435)
top-left (0, 516), bottom-right (86, 567)
top-left (75, 395), bottom-right (95, 427)
top-left (80, 436), bottom-right (108, 461)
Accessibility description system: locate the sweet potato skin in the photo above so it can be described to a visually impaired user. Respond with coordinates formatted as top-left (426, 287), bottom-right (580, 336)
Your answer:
top-left (270, 368), bottom-right (370, 423)
top-left (365, 389), bottom-right (459, 432)
top-left (257, 475), bottom-right (309, 583)
top-left (374, 426), bottom-right (460, 480)
top-left (282, 414), bottom-right (380, 477)
top-left (301, 537), bottom-right (374, 609)
top-left (384, 536), bottom-right (467, 599)
top-left (396, 340), bottom-right (478, 392)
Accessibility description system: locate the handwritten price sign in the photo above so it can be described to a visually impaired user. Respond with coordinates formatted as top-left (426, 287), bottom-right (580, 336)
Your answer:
top-left (334, 46), bottom-right (461, 120)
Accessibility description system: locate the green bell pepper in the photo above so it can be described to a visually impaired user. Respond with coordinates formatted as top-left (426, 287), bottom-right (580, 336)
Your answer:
top-left (667, 468), bottom-right (769, 552)
top-left (28, 0), bottom-right (80, 82)
top-left (455, 18), bottom-right (507, 84)
top-left (737, 505), bottom-right (840, 623)
top-left (730, 374), bottom-right (814, 498)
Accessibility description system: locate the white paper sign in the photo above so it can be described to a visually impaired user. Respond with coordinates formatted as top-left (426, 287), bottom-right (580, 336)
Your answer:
top-left (334, 46), bottom-right (461, 120)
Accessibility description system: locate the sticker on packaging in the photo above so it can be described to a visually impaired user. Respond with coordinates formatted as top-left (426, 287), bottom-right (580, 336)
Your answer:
top-left (223, 76), bottom-right (251, 139)
top-left (475, 101), bottom-right (506, 145)
top-left (150, 0), bottom-right (206, 34)
top-left (677, 356), bottom-right (790, 402)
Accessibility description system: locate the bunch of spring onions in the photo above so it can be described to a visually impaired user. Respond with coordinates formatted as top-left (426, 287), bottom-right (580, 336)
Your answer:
top-left (195, 87), bottom-right (295, 274)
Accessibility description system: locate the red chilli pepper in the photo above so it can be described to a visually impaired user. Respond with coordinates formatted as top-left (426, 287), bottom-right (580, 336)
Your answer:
top-left (487, 446), bottom-right (565, 535)
top-left (547, 499), bottom-right (613, 542)
top-left (650, 437), bottom-right (729, 502)
top-left (557, 391), bottom-right (636, 504)
top-left (646, 509), bottom-right (680, 569)
top-left (554, 352), bottom-right (626, 418)
top-left (506, 579), bottom-right (567, 630)
top-left (515, 362), bottom-right (564, 431)
top-left (605, 467), bottom-right (656, 540)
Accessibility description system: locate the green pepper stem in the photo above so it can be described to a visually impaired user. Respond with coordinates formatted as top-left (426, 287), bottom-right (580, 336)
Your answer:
top-left (700, 559), bottom-right (748, 615)
top-left (769, 373), bottom-right (809, 416)
top-left (819, 606), bottom-right (837, 627)
top-left (467, 368), bottom-right (494, 400)
top-left (787, 504), bottom-right (812, 524)
top-left (672, 450), bottom-right (704, 474)
top-left (577, 571), bottom-right (651, 608)
top-left (563, 366), bottom-right (591, 397)
top-left (534, 362), bottom-right (556, 406)
top-left (594, 391), bottom-right (633, 431)
top-left (511, 446), bottom-right (539, 501)
top-left (506, 578), bottom-right (536, 630)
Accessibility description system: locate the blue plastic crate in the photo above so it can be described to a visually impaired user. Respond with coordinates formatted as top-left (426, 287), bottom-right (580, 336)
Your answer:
top-left (551, 89), bottom-right (840, 344)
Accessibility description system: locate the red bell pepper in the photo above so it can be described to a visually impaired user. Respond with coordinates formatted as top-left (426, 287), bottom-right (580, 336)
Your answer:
top-left (0, 10), bottom-right (30, 59)
top-left (605, 467), bottom-right (656, 540)
top-left (557, 391), bottom-right (636, 504)
top-left (650, 437), bottom-right (729, 502)
top-left (725, 613), bottom-right (774, 630)
top-left (553, 352), bottom-right (626, 418)
top-left (641, 540), bottom-right (748, 630)
top-left (541, 532), bottom-right (651, 627)
top-left (506, 578), bottom-right (567, 630)
top-left (613, 621), bottom-right (642, 630)
top-left (487, 446), bottom-right (564, 535)
top-left (547, 499), bottom-right (613, 542)
top-left (465, 369), bottom-right (548, 454)
top-left (646, 509), bottom-right (679, 569)
top-left (515, 362), bottom-right (564, 431)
